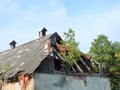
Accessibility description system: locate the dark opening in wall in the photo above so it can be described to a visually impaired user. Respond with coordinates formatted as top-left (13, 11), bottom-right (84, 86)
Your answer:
top-left (54, 59), bottom-right (65, 71)
top-left (35, 57), bottom-right (54, 74)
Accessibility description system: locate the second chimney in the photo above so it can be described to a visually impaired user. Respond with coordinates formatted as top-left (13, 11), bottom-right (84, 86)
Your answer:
top-left (39, 28), bottom-right (47, 37)
top-left (9, 40), bottom-right (17, 49)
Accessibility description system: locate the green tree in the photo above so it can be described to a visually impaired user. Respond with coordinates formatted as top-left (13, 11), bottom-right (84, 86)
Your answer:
top-left (111, 42), bottom-right (120, 90)
top-left (61, 28), bottom-right (80, 66)
top-left (89, 34), bottom-right (120, 90)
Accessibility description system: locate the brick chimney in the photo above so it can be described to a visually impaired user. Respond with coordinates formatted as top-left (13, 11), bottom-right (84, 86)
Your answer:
top-left (9, 40), bottom-right (17, 49)
top-left (39, 28), bottom-right (47, 37)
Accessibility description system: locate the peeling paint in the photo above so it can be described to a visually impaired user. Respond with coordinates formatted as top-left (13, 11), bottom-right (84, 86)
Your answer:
top-left (1, 78), bottom-right (34, 90)
top-left (19, 74), bottom-right (33, 90)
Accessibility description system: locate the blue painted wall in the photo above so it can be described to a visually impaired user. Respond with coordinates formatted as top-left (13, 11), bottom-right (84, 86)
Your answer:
top-left (35, 73), bottom-right (110, 90)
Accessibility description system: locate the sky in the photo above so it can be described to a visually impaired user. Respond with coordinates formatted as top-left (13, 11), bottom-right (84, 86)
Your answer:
top-left (0, 0), bottom-right (120, 53)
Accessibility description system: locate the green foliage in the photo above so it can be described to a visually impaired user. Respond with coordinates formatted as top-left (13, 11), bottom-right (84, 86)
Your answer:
top-left (0, 63), bottom-right (10, 77)
top-left (61, 28), bottom-right (80, 66)
top-left (89, 34), bottom-right (120, 90)
top-left (89, 35), bottom-right (112, 63)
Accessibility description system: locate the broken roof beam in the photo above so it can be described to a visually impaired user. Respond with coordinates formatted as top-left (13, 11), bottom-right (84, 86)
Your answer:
top-left (66, 51), bottom-right (84, 73)
top-left (79, 57), bottom-right (92, 71)
top-left (53, 49), bottom-right (83, 73)
top-left (92, 60), bottom-right (104, 73)
top-left (76, 60), bottom-right (89, 72)
top-left (74, 62), bottom-right (83, 73)
top-left (80, 56), bottom-right (94, 71)
top-left (52, 49), bottom-right (69, 72)
top-left (71, 66), bottom-right (76, 72)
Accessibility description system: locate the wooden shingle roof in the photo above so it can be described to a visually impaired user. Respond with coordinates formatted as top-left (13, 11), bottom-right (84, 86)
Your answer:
top-left (0, 33), bottom-right (55, 80)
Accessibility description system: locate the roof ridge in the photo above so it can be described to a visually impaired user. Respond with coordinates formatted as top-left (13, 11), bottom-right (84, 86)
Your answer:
top-left (0, 33), bottom-right (54, 54)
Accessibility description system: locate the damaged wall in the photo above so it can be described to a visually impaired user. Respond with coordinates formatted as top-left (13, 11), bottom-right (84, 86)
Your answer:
top-left (34, 73), bottom-right (110, 90)
top-left (2, 82), bottom-right (21, 90)
top-left (1, 78), bottom-right (34, 90)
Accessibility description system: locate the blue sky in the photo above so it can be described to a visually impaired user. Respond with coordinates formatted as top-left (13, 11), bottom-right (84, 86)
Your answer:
top-left (0, 0), bottom-right (120, 53)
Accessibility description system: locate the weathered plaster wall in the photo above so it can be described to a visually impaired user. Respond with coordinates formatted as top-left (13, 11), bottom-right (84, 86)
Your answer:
top-left (1, 78), bottom-right (34, 90)
top-left (35, 73), bottom-right (110, 90)
top-left (2, 82), bottom-right (21, 90)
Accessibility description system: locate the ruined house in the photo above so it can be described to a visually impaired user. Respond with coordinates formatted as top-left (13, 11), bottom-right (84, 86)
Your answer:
top-left (0, 28), bottom-right (110, 90)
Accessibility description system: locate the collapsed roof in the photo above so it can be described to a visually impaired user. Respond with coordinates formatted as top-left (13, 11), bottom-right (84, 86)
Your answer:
top-left (0, 32), bottom-right (102, 81)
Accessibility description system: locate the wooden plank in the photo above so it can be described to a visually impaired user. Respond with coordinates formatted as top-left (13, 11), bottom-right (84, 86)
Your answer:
top-left (52, 49), bottom-right (69, 72)
top-left (74, 62), bottom-right (83, 72)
